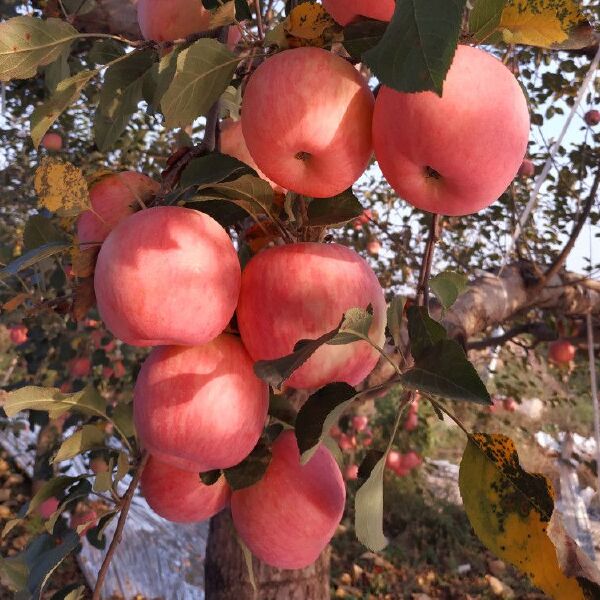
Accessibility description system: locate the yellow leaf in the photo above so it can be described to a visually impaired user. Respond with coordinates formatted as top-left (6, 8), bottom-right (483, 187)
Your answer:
top-left (500, 0), bottom-right (584, 47)
top-left (459, 433), bottom-right (600, 599)
top-left (70, 244), bottom-right (99, 278)
top-left (34, 157), bottom-right (90, 217)
top-left (286, 2), bottom-right (336, 40)
top-left (209, 1), bottom-right (236, 29)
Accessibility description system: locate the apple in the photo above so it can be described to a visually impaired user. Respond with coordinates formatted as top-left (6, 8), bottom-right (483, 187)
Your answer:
top-left (352, 415), bottom-right (369, 432)
top-left (40, 132), bottom-right (63, 151)
top-left (236, 243), bottom-right (386, 390)
top-left (241, 47), bottom-right (374, 198)
top-left (549, 339), bottom-right (576, 365)
top-left (518, 159), bottom-right (535, 178)
top-left (227, 26), bottom-right (242, 52)
top-left (220, 119), bottom-right (284, 192)
top-left (401, 451), bottom-right (422, 471)
top-left (94, 206), bottom-right (241, 347)
top-left (70, 509), bottom-right (98, 536)
top-left (372, 45), bottom-right (530, 216)
top-left (141, 455), bottom-right (231, 523)
top-left (32, 481), bottom-right (59, 519)
top-left (77, 171), bottom-right (159, 246)
top-left (90, 457), bottom-right (109, 474)
top-left (404, 411), bottom-right (418, 432)
top-left (322, 0), bottom-right (395, 26)
top-left (113, 360), bottom-right (126, 379)
top-left (367, 240), bottom-right (381, 256)
top-left (362, 436), bottom-right (373, 447)
top-left (338, 434), bottom-right (356, 452)
top-left (329, 425), bottom-right (342, 439)
top-left (584, 110), bottom-right (600, 126)
top-left (503, 397), bottom-right (517, 412)
top-left (345, 463), bottom-right (359, 480)
top-left (9, 325), bottom-right (28, 345)
top-left (70, 357), bottom-right (91, 378)
top-left (386, 450), bottom-right (402, 471)
top-left (134, 334), bottom-right (269, 472)
top-left (231, 430), bottom-right (345, 569)
top-left (137, 0), bottom-right (211, 42)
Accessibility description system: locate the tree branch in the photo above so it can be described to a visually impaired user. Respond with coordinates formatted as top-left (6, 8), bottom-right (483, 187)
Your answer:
top-left (92, 451), bottom-right (149, 600)
top-left (466, 321), bottom-right (557, 350)
top-left (416, 213), bottom-right (441, 307)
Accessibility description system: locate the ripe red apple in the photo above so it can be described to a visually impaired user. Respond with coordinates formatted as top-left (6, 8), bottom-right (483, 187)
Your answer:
top-left (549, 339), bottom-right (576, 365)
top-left (70, 357), bottom-right (91, 378)
top-left (241, 47), bottom-right (374, 198)
top-left (367, 240), bottom-right (381, 256)
top-left (401, 451), bottom-right (422, 471)
top-left (94, 206), bottom-right (241, 347)
top-left (236, 243), bottom-right (386, 390)
top-left (231, 430), bottom-right (345, 569)
top-left (70, 509), bottom-right (98, 535)
top-left (137, 0), bottom-right (211, 41)
top-left (9, 325), bottom-right (28, 345)
top-left (352, 415), bottom-right (369, 432)
top-left (77, 172), bottom-right (159, 246)
top-left (220, 119), bottom-right (284, 192)
top-left (113, 360), bottom-right (126, 379)
top-left (329, 425), bottom-right (342, 439)
top-left (584, 110), bottom-right (600, 126)
top-left (141, 455), bottom-right (231, 523)
top-left (518, 158), bottom-right (535, 178)
top-left (345, 463), bottom-right (359, 480)
top-left (386, 450), bottom-right (402, 471)
top-left (503, 397), bottom-right (517, 412)
top-left (338, 434), bottom-right (356, 452)
top-left (362, 436), bottom-right (373, 447)
top-left (32, 481), bottom-right (59, 519)
top-left (40, 132), bottom-right (63, 151)
top-left (373, 45), bottom-right (530, 216)
top-left (322, 0), bottom-right (395, 25)
top-left (134, 334), bottom-right (269, 472)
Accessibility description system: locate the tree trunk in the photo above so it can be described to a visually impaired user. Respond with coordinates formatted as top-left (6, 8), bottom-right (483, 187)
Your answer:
top-left (204, 510), bottom-right (330, 600)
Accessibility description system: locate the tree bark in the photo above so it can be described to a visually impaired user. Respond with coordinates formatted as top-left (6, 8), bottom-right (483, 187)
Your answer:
top-left (205, 510), bottom-right (331, 600)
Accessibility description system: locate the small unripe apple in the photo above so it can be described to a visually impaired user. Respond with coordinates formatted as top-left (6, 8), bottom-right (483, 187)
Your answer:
top-left (70, 357), bottom-right (91, 379)
top-left (518, 159), bottom-right (535, 178)
top-left (352, 415), bottom-right (369, 432)
top-left (141, 455), bottom-right (231, 523)
top-left (548, 339), bottom-right (576, 365)
top-left (77, 172), bottom-right (159, 246)
top-left (237, 243), bottom-right (386, 390)
top-left (9, 325), bottom-right (28, 345)
top-left (70, 509), bottom-right (98, 536)
top-left (322, 0), bottom-right (395, 25)
top-left (134, 334), bottom-right (269, 472)
top-left (137, 0), bottom-right (211, 41)
top-left (40, 133), bottom-right (63, 151)
top-left (95, 206), bottom-right (241, 347)
top-left (386, 450), bottom-right (402, 471)
top-left (231, 430), bottom-right (345, 569)
top-left (242, 47), bottom-right (374, 197)
top-left (584, 110), bottom-right (600, 126)
top-left (373, 45), bottom-right (530, 216)
top-left (345, 463), bottom-right (359, 480)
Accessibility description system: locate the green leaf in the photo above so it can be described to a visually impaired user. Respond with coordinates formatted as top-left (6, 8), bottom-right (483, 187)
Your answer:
top-left (62, 0), bottom-right (97, 16)
top-left (50, 584), bottom-right (86, 600)
top-left (224, 441), bottom-right (271, 490)
top-left (328, 306), bottom-right (374, 345)
top-left (429, 271), bottom-right (468, 310)
top-left (93, 469), bottom-right (112, 493)
top-left (401, 339), bottom-right (491, 404)
top-left (180, 153), bottom-right (256, 188)
top-left (387, 296), bottom-right (406, 348)
top-left (142, 47), bottom-right (179, 111)
top-left (306, 189), bottom-right (364, 227)
top-left (469, 0), bottom-right (506, 42)
top-left (22, 215), bottom-right (66, 252)
top-left (45, 480), bottom-right (92, 533)
top-left (0, 16), bottom-right (79, 82)
top-left (0, 243), bottom-right (71, 283)
top-left (44, 51), bottom-right (70, 92)
top-left (86, 511), bottom-right (118, 550)
top-left (111, 401), bottom-right (135, 440)
top-left (355, 455), bottom-right (387, 551)
top-left (94, 49), bottom-right (156, 151)
top-left (161, 39), bottom-right (238, 129)
top-left (363, 0), bottom-right (466, 95)
top-left (88, 39), bottom-right (125, 65)
top-left (295, 383), bottom-right (357, 463)
top-left (406, 305), bottom-right (447, 360)
top-left (52, 425), bottom-right (105, 464)
top-left (31, 70), bottom-right (97, 148)
top-left (115, 451), bottom-right (130, 483)
top-left (342, 19), bottom-right (387, 60)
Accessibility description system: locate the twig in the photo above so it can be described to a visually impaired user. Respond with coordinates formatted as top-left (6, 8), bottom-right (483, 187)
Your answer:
top-left (416, 213), bottom-right (441, 307)
top-left (466, 321), bottom-right (557, 350)
top-left (92, 451), bottom-right (149, 600)
top-left (254, 0), bottom-right (265, 40)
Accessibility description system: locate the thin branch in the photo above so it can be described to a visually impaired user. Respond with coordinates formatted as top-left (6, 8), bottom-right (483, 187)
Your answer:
top-left (91, 451), bottom-right (149, 600)
top-left (416, 213), bottom-right (441, 307)
top-left (254, 0), bottom-right (265, 40)
top-left (466, 321), bottom-right (556, 350)
top-left (533, 168), bottom-right (600, 291)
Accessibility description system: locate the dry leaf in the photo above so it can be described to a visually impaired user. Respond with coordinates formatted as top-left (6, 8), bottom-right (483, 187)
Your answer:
top-left (70, 245), bottom-right (99, 278)
top-left (71, 277), bottom-right (95, 321)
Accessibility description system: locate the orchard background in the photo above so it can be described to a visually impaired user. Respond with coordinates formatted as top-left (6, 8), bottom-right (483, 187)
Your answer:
top-left (1, 0), bottom-right (600, 598)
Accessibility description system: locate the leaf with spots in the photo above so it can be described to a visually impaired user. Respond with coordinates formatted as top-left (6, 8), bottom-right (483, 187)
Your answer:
top-left (34, 157), bottom-right (90, 216)
top-left (286, 2), bottom-right (336, 40)
top-left (459, 433), bottom-right (600, 599)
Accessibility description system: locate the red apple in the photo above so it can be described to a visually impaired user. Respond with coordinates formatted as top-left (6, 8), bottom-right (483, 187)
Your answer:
top-left (236, 243), bottom-right (386, 390)
top-left (322, 0), bottom-right (395, 25)
top-left (393, 465), bottom-right (409, 477)
top-left (227, 26), bottom-right (242, 51)
top-left (518, 158), bottom-right (535, 178)
top-left (77, 172), bottom-right (159, 246)
top-left (549, 339), bottom-right (576, 365)
top-left (231, 430), bottom-right (345, 569)
top-left (112, 360), bottom-right (126, 379)
top-left (70, 357), bottom-right (91, 378)
top-left (352, 415), bottom-right (369, 432)
top-left (329, 425), bottom-right (342, 439)
top-left (94, 206), bottom-right (241, 347)
top-left (404, 411), bottom-right (418, 432)
top-left (386, 450), bottom-right (402, 471)
top-left (134, 334), bottom-right (269, 472)
top-left (362, 436), bottom-right (373, 447)
top-left (102, 367), bottom-right (114, 379)
top-left (40, 132), bottom-right (63, 151)
top-left (220, 119), bottom-right (284, 192)
top-left (90, 457), bottom-right (109, 474)
top-left (141, 455), bottom-right (231, 523)
top-left (401, 451), bottom-right (422, 471)
top-left (503, 397), bottom-right (517, 412)
top-left (373, 45), bottom-right (530, 216)
top-left (37, 497), bottom-right (60, 519)
top-left (367, 240), bottom-right (381, 256)
top-left (338, 434), bottom-right (356, 452)
top-left (584, 110), bottom-right (600, 126)
top-left (241, 47), bottom-right (374, 198)
top-left (137, 0), bottom-right (211, 41)
top-left (345, 463), bottom-right (359, 480)
top-left (9, 325), bottom-right (28, 345)
top-left (70, 509), bottom-right (98, 535)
